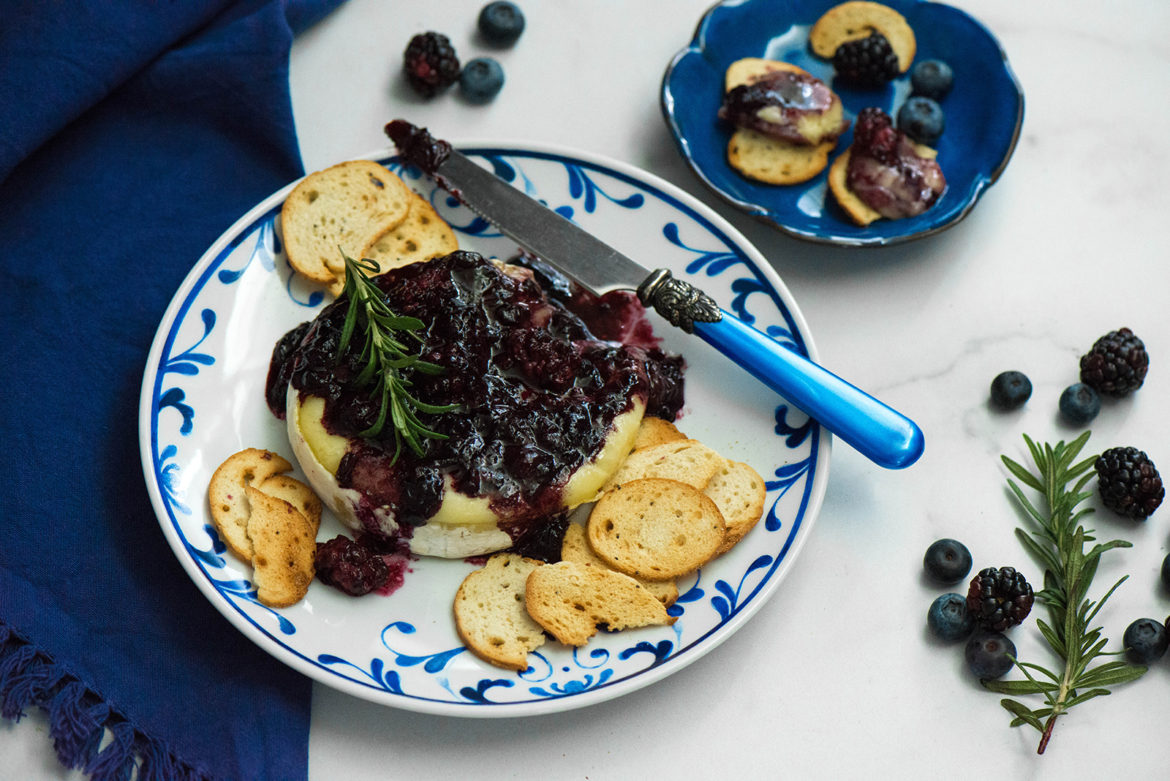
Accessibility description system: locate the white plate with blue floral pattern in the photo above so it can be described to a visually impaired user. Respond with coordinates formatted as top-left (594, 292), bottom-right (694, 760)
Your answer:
top-left (139, 142), bottom-right (830, 716)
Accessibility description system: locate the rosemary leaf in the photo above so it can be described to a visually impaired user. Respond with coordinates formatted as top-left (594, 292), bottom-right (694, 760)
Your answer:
top-left (1075, 660), bottom-right (1148, 688)
top-left (1001, 699), bottom-right (1046, 731)
top-left (1003, 458), bottom-right (1045, 492)
top-left (1020, 655), bottom-right (1063, 684)
top-left (1033, 620), bottom-right (1064, 657)
top-left (1085, 576), bottom-right (1129, 625)
top-left (1014, 528), bottom-right (1061, 574)
top-left (983, 678), bottom-right (1056, 696)
top-left (1062, 689), bottom-right (1111, 709)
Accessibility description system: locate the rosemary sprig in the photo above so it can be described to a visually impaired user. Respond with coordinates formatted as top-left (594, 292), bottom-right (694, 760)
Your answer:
top-left (984, 432), bottom-right (1147, 754)
top-left (336, 251), bottom-right (455, 460)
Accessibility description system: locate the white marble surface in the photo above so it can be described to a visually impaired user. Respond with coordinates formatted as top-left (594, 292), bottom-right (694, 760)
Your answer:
top-left (7, 0), bottom-right (1170, 778)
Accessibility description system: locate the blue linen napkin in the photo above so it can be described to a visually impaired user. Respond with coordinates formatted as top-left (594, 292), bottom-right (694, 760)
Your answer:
top-left (0, 1), bottom-right (347, 778)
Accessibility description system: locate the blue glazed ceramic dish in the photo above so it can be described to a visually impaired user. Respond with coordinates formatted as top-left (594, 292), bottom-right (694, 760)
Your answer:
top-left (662, 0), bottom-right (1024, 246)
top-left (140, 142), bottom-right (830, 716)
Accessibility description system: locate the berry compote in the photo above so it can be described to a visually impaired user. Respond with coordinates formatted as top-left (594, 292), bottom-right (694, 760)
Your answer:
top-left (314, 535), bottom-right (392, 596)
top-left (718, 69), bottom-right (845, 145)
top-left (846, 107), bottom-right (946, 219)
top-left (385, 119), bottom-right (451, 176)
top-left (267, 251), bottom-right (684, 551)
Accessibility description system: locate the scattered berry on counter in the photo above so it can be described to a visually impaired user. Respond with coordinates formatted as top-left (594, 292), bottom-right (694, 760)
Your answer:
top-left (1094, 446), bottom-right (1164, 521)
top-left (965, 631), bottom-right (1016, 679)
top-left (1122, 618), bottom-right (1169, 664)
top-left (1079, 327), bottom-right (1149, 398)
top-left (1162, 553), bottom-right (1170, 590)
top-left (831, 31), bottom-right (900, 87)
top-left (896, 96), bottom-right (945, 146)
top-left (924, 538), bottom-right (973, 584)
top-left (1058, 382), bottom-right (1100, 426)
top-left (989, 370), bottom-right (1032, 410)
top-left (479, 1), bottom-right (526, 45)
top-left (478, 1), bottom-right (526, 45)
top-left (403, 31), bottom-right (461, 98)
top-left (928, 593), bottom-right (975, 641)
top-left (314, 536), bottom-right (391, 596)
top-left (909, 59), bottom-right (953, 100)
top-left (967, 566), bottom-right (1034, 631)
top-left (459, 57), bottom-right (505, 102)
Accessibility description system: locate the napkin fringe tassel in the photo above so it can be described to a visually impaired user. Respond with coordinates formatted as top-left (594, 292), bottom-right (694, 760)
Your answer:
top-left (1, 619), bottom-right (211, 781)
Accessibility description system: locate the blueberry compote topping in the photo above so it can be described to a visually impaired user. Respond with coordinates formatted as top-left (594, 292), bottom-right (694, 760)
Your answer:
top-left (314, 535), bottom-right (392, 596)
top-left (315, 533), bottom-right (413, 597)
top-left (507, 511), bottom-right (571, 564)
top-left (846, 107), bottom-right (946, 219)
top-left (267, 251), bottom-right (684, 545)
top-left (384, 119), bottom-right (450, 176)
top-left (718, 70), bottom-right (843, 145)
top-left (510, 252), bottom-right (685, 420)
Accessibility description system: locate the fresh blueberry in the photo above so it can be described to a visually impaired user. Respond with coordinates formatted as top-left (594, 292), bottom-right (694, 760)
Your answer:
top-left (928, 593), bottom-right (975, 641)
top-left (923, 538), bottom-right (973, 584)
top-left (1123, 618), bottom-right (1169, 664)
top-left (459, 57), bottom-right (505, 103)
top-left (990, 370), bottom-right (1032, 410)
top-left (896, 96), bottom-right (945, 146)
top-left (478, 1), bottom-right (525, 45)
top-left (965, 631), bottom-right (1017, 679)
top-left (910, 59), bottom-right (954, 100)
top-left (1059, 382), bottom-right (1101, 425)
top-left (1161, 553), bottom-right (1170, 590)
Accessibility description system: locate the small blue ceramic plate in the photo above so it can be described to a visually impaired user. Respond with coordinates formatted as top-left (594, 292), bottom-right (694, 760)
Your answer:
top-left (662, 0), bottom-right (1023, 247)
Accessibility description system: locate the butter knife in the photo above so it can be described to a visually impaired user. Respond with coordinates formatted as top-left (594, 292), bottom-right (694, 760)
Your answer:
top-left (385, 120), bottom-right (924, 469)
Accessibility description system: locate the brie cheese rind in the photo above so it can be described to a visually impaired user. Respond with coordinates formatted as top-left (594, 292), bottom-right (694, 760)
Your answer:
top-left (288, 387), bottom-right (646, 559)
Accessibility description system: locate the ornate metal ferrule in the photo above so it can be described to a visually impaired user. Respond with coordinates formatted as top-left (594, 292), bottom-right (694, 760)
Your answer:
top-left (636, 269), bottom-right (723, 334)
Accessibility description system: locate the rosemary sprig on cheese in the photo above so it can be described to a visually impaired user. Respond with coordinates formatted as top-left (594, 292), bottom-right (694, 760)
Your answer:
top-left (336, 251), bottom-right (453, 459)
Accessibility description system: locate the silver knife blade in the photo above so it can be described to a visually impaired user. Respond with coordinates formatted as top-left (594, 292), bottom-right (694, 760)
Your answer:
top-left (385, 121), bottom-right (721, 333)
top-left (434, 149), bottom-right (650, 298)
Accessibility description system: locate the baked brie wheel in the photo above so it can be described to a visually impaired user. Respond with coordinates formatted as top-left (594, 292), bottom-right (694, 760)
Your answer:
top-left (288, 390), bottom-right (644, 558)
top-left (271, 251), bottom-right (679, 559)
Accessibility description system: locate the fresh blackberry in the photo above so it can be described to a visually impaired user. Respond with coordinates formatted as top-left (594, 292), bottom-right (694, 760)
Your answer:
top-left (923, 538), bottom-right (972, 584)
top-left (1123, 618), bottom-right (1169, 664)
top-left (965, 631), bottom-right (1016, 679)
top-left (1094, 446), bottom-right (1164, 520)
top-left (989, 370), bottom-right (1031, 410)
top-left (403, 32), bottom-right (461, 97)
top-left (851, 107), bottom-right (900, 164)
top-left (1079, 327), bottom-right (1149, 397)
top-left (831, 31), bottom-right (900, 87)
top-left (967, 566), bottom-right (1034, 631)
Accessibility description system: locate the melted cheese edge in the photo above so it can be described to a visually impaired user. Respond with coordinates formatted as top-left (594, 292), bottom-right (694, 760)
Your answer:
top-left (287, 387), bottom-right (644, 557)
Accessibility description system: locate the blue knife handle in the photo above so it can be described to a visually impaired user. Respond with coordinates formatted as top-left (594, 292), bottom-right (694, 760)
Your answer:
top-left (691, 311), bottom-right (924, 469)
